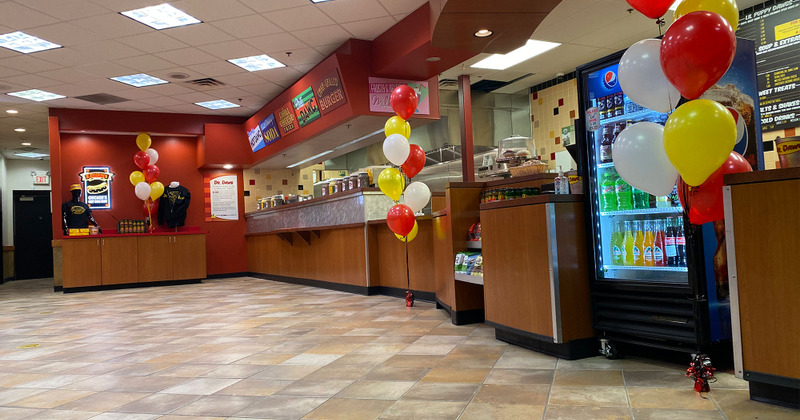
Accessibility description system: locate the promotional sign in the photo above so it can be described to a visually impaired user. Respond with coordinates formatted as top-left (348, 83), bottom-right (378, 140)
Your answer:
top-left (292, 87), bottom-right (321, 127)
top-left (585, 63), bottom-right (622, 106)
top-left (368, 77), bottom-right (430, 115)
top-left (562, 125), bottom-right (576, 146)
top-left (206, 174), bottom-right (238, 221)
top-left (258, 114), bottom-right (281, 147)
top-left (277, 103), bottom-right (299, 136)
top-left (247, 125), bottom-right (265, 153)
top-left (315, 68), bottom-right (347, 115)
top-left (738, 1), bottom-right (800, 131)
top-left (78, 166), bottom-right (114, 209)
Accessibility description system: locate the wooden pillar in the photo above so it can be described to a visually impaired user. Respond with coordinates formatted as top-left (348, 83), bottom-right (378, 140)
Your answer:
top-left (458, 75), bottom-right (474, 182)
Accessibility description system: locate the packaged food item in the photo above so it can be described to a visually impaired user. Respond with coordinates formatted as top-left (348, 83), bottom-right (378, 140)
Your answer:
top-left (471, 255), bottom-right (483, 277)
top-left (454, 253), bottom-right (466, 273)
top-left (464, 253), bottom-right (480, 275)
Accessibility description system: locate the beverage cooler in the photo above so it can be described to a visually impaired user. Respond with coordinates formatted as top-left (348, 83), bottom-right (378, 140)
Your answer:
top-left (576, 41), bottom-right (763, 358)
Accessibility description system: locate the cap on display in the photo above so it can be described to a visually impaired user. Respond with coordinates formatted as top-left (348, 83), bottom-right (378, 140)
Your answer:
top-left (69, 184), bottom-right (81, 191)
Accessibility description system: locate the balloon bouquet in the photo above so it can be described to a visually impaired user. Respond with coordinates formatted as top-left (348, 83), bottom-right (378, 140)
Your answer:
top-left (378, 85), bottom-right (429, 307)
top-left (129, 133), bottom-right (165, 232)
top-left (615, 0), bottom-right (752, 392)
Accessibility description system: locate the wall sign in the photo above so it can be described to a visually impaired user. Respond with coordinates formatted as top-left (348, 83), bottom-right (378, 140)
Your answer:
top-left (206, 173), bottom-right (238, 221)
top-left (277, 103), bottom-right (299, 136)
top-left (293, 86), bottom-right (321, 127)
top-left (315, 68), bottom-right (347, 115)
top-left (79, 166), bottom-right (114, 209)
top-left (259, 114), bottom-right (281, 147)
top-left (247, 125), bottom-right (265, 153)
top-left (368, 77), bottom-right (430, 115)
top-left (32, 171), bottom-right (50, 185)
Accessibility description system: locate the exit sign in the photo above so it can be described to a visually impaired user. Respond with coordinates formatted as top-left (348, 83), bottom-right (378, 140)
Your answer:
top-left (33, 175), bottom-right (49, 185)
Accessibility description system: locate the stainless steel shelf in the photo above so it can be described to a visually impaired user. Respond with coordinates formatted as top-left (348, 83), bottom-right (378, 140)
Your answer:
top-left (600, 207), bottom-right (682, 216)
top-left (466, 241), bottom-right (482, 250)
top-left (603, 264), bottom-right (688, 272)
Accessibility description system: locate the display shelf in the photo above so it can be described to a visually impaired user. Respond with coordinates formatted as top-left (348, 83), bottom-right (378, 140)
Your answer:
top-left (454, 272), bottom-right (484, 285)
top-left (600, 206), bottom-right (682, 216)
top-left (596, 109), bottom-right (660, 126)
top-left (603, 264), bottom-right (688, 272)
top-left (466, 240), bottom-right (482, 250)
top-left (597, 162), bottom-right (615, 168)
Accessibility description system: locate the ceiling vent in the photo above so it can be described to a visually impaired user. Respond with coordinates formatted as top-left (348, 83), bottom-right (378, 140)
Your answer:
top-left (186, 77), bottom-right (225, 90)
top-left (75, 93), bottom-right (129, 105)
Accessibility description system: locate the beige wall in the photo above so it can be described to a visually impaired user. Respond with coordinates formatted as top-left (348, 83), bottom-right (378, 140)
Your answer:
top-left (530, 79), bottom-right (579, 170)
top-left (243, 164), bottom-right (323, 212)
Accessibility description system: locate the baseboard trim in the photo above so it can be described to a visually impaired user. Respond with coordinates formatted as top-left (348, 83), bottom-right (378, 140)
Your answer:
top-left (206, 272), bottom-right (249, 279)
top-left (369, 286), bottom-right (435, 302)
top-left (488, 321), bottom-right (598, 360)
top-left (62, 279), bottom-right (202, 293)
top-left (54, 286), bottom-right (63, 292)
top-left (433, 298), bottom-right (484, 325)
top-left (249, 273), bottom-right (370, 295)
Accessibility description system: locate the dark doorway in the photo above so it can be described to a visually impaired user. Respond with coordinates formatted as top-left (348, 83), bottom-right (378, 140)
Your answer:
top-left (13, 191), bottom-right (53, 280)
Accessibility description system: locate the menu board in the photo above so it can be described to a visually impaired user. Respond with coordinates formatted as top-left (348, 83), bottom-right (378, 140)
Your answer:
top-left (292, 87), bottom-right (321, 127)
top-left (738, 1), bottom-right (800, 131)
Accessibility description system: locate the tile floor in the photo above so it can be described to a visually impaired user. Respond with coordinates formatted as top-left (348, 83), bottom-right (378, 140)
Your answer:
top-left (0, 277), bottom-right (797, 420)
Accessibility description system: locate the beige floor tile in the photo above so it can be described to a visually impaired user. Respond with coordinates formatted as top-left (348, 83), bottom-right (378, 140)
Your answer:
top-left (364, 366), bottom-right (430, 381)
top-left (631, 408), bottom-right (724, 419)
top-left (113, 393), bottom-right (200, 414)
top-left (0, 406), bottom-right (44, 419)
top-left (461, 401), bottom-right (546, 419)
top-left (494, 354), bottom-right (558, 370)
top-left (161, 377), bottom-right (241, 395)
top-left (557, 357), bottom-right (622, 370)
top-left (545, 406), bottom-right (631, 419)
top-left (303, 398), bottom-right (393, 420)
top-left (233, 395), bottom-right (328, 419)
top-left (153, 364), bottom-right (219, 377)
top-left (473, 384), bottom-right (550, 405)
top-left (548, 385), bottom-right (628, 407)
top-left (304, 364), bottom-right (374, 381)
top-left (624, 371), bottom-right (692, 388)
top-left (276, 379), bottom-right (355, 397)
top-left (55, 391), bottom-right (147, 412)
top-left (0, 373), bottom-right (48, 387)
top-left (214, 378), bottom-right (291, 396)
top-left (336, 380), bottom-right (416, 400)
top-left (157, 416), bottom-right (226, 420)
top-left (554, 370), bottom-right (624, 386)
top-left (486, 368), bottom-right (555, 385)
top-left (402, 382), bottom-right (479, 401)
top-left (306, 342), bottom-right (365, 354)
top-left (281, 353), bottom-right (343, 366)
top-left (379, 400), bottom-right (468, 419)
top-left (328, 353), bottom-right (393, 366)
top-left (234, 352), bottom-right (296, 365)
top-left (170, 394), bottom-right (261, 417)
top-left (6, 389), bottom-right (95, 408)
top-left (105, 375), bottom-right (187, 393)
top-left (107, 363), bottom-right (174, 376)
top-left (421, 368), bottom-right (491, 383)
top-left (710, 388), bottom-right (800, 420)
top-left (379, 355), bottom-right (444, 368)
top-left (0, 387), bottom-right (47, 405)
top-left (627, 387), bottom-right (717, 410)
top-left (30, 409), bottom-right (101, 419)
top-left (252, 364), bottom-right (321, 380)
top-left (200, 363), bottom-right (267, 378)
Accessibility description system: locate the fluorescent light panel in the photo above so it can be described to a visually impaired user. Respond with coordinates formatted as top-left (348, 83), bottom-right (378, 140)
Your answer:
top-left (288, 150), bottom-right (334, 168)
top-left (15, 152), bottom-right (48, 158)
top-left (228, 55), bottom-right (285, 72)
top-left (471, 39), bottom-right (560, 70)
top-left (310, 0), bottom-right (337, 3)
top-left (111, 73), bottom-right (168, 87)
top-left (7, 89), bottom-right (65, 102)
top-left (0, 31), bottom-right (61, 54)
top-left (121, 3), bottom-right (201, 30)
top-left (195, 100), bottom-right (240, 109)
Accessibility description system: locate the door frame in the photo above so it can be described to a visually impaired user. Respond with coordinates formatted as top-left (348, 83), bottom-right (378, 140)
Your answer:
top-left (12, 190), bottom-right (53, 280)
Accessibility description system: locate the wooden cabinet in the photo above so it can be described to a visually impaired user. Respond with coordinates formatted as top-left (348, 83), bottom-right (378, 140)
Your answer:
top-left (101, 237), bottom-right (138, 285)
top-left (173, 235), bottom-right (206, 280)
top-left (138, 234), bottom-right (206, 282)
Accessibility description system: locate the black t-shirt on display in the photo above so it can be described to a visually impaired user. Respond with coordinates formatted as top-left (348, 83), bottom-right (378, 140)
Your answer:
top-left (62, 200), bottom-right (92, 229)
top-left (158, 185), bottom-right (191, 228)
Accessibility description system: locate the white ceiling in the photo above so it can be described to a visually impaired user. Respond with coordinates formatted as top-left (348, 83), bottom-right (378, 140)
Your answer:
top-left (0, 0), bottom-right (763, 161)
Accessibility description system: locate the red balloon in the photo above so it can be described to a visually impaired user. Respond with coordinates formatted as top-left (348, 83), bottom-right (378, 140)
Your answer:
top-left (390, 85), bottom-right (419, 120)
top-left (143, 198), bottom-right (158, 216)
top-left (677, 152), bottom-right (752, 225)
top-left (386, 204), bottom-right (415, 237)
top-left (626, 0), bottom-right (675, 19)
top-left (143, 165), bottom-right (160, 183)
top-left (134, 151), bottom-right (150, 169)
top-left (401, 144), bottom-right (426, 178)
top-left (660, 11), bottom-right (736, 99)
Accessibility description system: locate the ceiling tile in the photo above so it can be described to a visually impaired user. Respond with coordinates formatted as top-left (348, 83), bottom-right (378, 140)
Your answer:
top-left (1, 55), bottom-right (63, 73)
top-left (210, 15), bottom-right (285, 39)
top-left (200, 86), bottom-right (251, 99)
top-left (22, 0), bottom-right (111, 20)
top-left (378, 0), bottom-right (427, 15)
top-left (36, 48), bottom-right (102, 67)
top-left (86, 0), bottom-right (158, 12)
top-left (198, 40), bottom-right (262, 60)
top-left (185, 61), bottom-right (243, 79)
top-left (292, 25), bottom-right (351, 48)
top-left (317, 0), bottom-right (390, 23)
top-left (26, 23), bottom-right (105, 47)
top-left (165, 103), bottom-right (217, 114)
top-left (239, 82), bottom-right (284, 97)
top-left (155, 48), bottom-right (219, 67)
top-left (106, 100), bottom-right (152, 111)
top-left (341, 16), bottom-right (396, 40)
top-left (253, 66), bottom-right (303, 87)
top-left (72, 40), bottom-right (146, 61)
top-left (215, 72), bottom-right (269, 87)
top-left (163, 24), bottom-right (236, 46)
top-left (244, 33), bottom-right (308, 55)
top-left (139, 96), bottom-right (185, 107)
top-left (171, 0), bottom-right (254, 21)
top-left (314, 44), bottom-right (341, 56)
top-left (145, 83), bottom-right (197, 96)
top-left (75, 61), bottom-right (135, 78)
top-left (281, 48), bottom-right (324, 66)
top-left (238, 0), bottom-right (309, 13)
top-left (263, 6), bottom-right (336, 32)
top-left (115, 55), bottom-right (176, 73)
top-left (0, 2), bottom-right (60, 29)
top-left (112, 87), bottom-right (163, 100)
top-left (43, 83), bottom-right (105, 97)
top-left (71, 13), bottom-right (152, 38)
top-left (117, 32), bottom-right (190, 54)
top-left (34, 68), bottom-right (96, 84)
top-left (292, 64), bottom-right (315, 74)
top-left (0, 65), bottom-right (24, 78)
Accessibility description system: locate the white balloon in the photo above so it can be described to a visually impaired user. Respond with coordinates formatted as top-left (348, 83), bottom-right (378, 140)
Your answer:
top-left (145, 148), bottom-right (159, 166)
top-left (404, 181), bottom-right (431, 213)
top-left (619, 39), bottom-right (681, 113)
top-left (612, 122), bottom-right (678, 196)
top-left (134, 181), bottom-right (151, 201)
top-left (383, 134), bottom-right (410, 166)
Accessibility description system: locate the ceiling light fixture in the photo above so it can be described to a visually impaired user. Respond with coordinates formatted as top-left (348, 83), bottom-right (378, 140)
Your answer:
top-left (287, 150), bottom-right (335, 168)
top-left (21, 142), bottom-right (31, 146)
top-left (121, 3), bottom-right (201, 30)
top-left (14, 128), bottom-right (25, 132)
top-left (110, 73), bottom-right (168, 87)
top-left (6, 109), bottom-right (18, 114)
top-left (425, 56), bottom-right (441, 62)
top-left (223, 164), bottom-right (233, 169)
top-left (471, 39), bottom-right (560, 70)
top-left (474, 29), bottom-right (493, 38)
top-left (14, 152), bottom-right (48, 158)
top-left (0, 31), bottom-right (61, 54)
top-left (7, 89), bottom-right (65, 102)
top-left (195, 100), bottom-right (240, 109)
top-left (228, 55), bottom-right (286, 72)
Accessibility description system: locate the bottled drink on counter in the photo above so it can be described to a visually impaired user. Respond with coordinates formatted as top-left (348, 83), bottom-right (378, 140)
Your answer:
top-left (610, 221), bottom-right (624, 266)
top-left (643, 220), bottom-right (655, 267)
top-left (665, 217), bottom-right (678, 266)
top-left (623, 220), bottom-right (634, 266)
top-left (601, 172), bottom-right (617, 212)
top-left (676, 217), bottom-right (687, 266)
top-left (654, 219), bottom-right (666, 267)
top-left (616, 176), bottom-right (633, 211)
top-left (632, 220), bottom-right (644, 266)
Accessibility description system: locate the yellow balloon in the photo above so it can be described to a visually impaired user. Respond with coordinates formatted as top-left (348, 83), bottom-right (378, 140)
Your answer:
top-left (664, 99), bottom-right (736, 186)
top-left (149, 181), bottom-right (165, 201)
top-left (384, 116), bottom-right (411, 138)
top-left (674, 0), bottom-right (739, 31)
top-left (378, 167), bottom-right (405, 202)
top-left (395, 221), bottom-right (419, 242)
top-left (136, 133), bottom-right (151, 152)
top-left (129, 171), bottom-right (145, 186)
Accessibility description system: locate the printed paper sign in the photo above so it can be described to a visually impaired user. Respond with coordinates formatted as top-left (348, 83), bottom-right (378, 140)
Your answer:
top-left (368, 77), bottom-right (430, 115)
top-left (208, 174), bottom-right (238, 221)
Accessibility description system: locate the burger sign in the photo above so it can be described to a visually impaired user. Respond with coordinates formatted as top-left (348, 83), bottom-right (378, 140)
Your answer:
top-left (79, 166), bottom-right (115, 209)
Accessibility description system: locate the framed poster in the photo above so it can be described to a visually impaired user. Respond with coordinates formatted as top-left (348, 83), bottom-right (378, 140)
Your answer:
top-left (292, 87), bottom-right (321, 127)
top-left (368, 77), bottom-right (430, 115)
top-left (205, 173), bottom-right (238, 221)
top-left (79, 166), bottom-right (114, 209)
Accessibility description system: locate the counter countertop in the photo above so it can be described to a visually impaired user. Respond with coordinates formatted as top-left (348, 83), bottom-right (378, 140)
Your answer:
top-left (724, 167), bottom-right (800, 185)
top-left (480, 194), bottom-right (584, 210)
top-left (60, 226), bottom-right (205, 240)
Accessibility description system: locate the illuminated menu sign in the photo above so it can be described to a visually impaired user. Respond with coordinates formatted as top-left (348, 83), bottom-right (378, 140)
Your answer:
top-left (292, 86), bottom-right (321, 127)
top-left (738, 1), bottom-right (800, 130)
top-left (315, 69), bottom-right (347, 115)
top-left (79, 166), bottom-right (114, 209)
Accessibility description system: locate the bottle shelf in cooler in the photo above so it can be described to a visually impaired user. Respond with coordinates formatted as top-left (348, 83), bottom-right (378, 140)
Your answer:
top-left (603, 264), bottom-right (688, 273)
top-left (597, 109), bottom-right (661, 126)
top-left (597, 162), bottom-right (615, 169)
top-left (600, 207), bottom-right (682, 217)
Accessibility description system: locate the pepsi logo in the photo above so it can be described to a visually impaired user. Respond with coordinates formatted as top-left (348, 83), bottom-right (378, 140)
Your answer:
top-left (602, 71), bottom-right (618, 89)
top-left (727, 107), bottom-right (748, 155)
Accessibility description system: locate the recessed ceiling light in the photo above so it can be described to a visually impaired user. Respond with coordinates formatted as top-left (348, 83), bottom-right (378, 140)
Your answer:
top-left (0, 31), bottom-right (61, 54)
top-left (110, 73), bottom-right (168, 87)
top-left (425, 56), bottom-right (441, 62)
top-left (14, 128), bottom-right (25, 132)
top-left (21, 142), bottom-right (31, 146)
top-left (223, 164), bottom-right (233, 169)
top-left (195, 100), bottom-right (240, 110)
top-left (471, 39), bottom-right (561, 70)
top-left (121, 3), bottom-right (201, 30)
top-left (474, 29), bottom-right (493, 38)
top-left (7, 89), bottom-right (65, 102)
top-left (14, 152), bottom-right (48, 158)
top-left (228, 55), bottom-right (286, 72)
top-left (6, 109), bottom-right (18, 114)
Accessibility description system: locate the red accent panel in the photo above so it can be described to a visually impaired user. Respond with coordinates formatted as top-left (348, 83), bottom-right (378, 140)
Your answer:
top-left (49, 108), bottom-right (245, 135)
top-left (532, 92), bottom-right (538, 100)
top-left (558, 98), bottom-right (564, 106)
top-left (550, 152), bottom-right (556, 160)
top-left (249, 179), bottom-right (255, 186)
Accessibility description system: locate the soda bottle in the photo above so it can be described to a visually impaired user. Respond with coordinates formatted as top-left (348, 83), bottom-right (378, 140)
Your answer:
top-left (601, 172), bottom-right (617, 212)
top-left (606, 96), bottom-right (615, 119)
top-left (634, 188), bottom-right (649, 209)
top-left (632, 220), bottom-right (644, 266)
top-left (676, 217), bottom-right (687, 266)
top-left (610, 221), bottom-right (623, 266)
top-left (665, 217), bottom-right (677, 266)
top-left (600, 125), bottom-right (613, 163)
top-left (597, 95), bottom-right (607, 119)
top-left (654, 219), bottom-right (666, 267)
top-left (643, 220), bottom-right (655, 267)
top-left (670, 185), bottom-right (680, 207)
top-left (614, 92), bottom-right (624, 116)
top-left (615, 176), bottom-right (633, 211)
top-left (656, 195), bottom-right (670, 208)
top-left (623, 220), bottom-right (634, 266)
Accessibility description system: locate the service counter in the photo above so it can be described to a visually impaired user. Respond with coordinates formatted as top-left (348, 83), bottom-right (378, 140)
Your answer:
top-left (245, 188), bottom-right (437, 298)
top-left (724, 168), bottom-right (800, 408)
